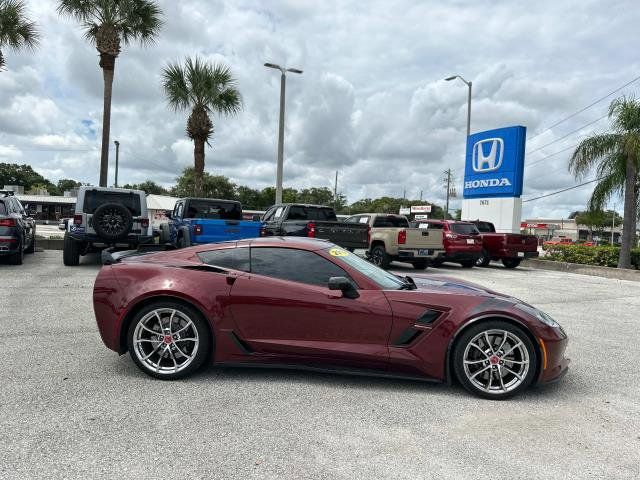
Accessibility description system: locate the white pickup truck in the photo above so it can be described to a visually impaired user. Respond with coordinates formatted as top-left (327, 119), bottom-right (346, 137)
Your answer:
top-left (343, 213), bottom-right (445, 269)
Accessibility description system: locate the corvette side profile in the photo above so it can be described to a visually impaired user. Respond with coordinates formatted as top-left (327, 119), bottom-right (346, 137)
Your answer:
top-left (93, 237), bottom-right (569, 399)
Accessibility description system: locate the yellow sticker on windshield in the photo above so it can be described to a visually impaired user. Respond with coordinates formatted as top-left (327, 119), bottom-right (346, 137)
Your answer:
top-left (329, 248), bottom-right (349, 257)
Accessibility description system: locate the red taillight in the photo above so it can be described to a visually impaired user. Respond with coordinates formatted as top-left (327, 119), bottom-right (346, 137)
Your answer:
top-left (0, 218), bottom-right (16, 227)
top-left (307, 222), bottom-right (316, 238)
top-left (73, 214), bottom-right (83, 225)
top-left (398, 230), bottom-right (407, 244)
top-left (140, 218), bottom-right (149, 228)
top-left (193, 224), bottom-right (203, 235)
top-left (260, 225), bottom-right (267, 237)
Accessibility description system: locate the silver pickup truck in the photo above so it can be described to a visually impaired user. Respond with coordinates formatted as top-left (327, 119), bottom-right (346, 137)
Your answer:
top-left (344, 213), bottom-right (445, 269)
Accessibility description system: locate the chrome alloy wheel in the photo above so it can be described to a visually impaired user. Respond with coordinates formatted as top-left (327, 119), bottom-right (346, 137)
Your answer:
top-left (133, 308), bottom-right (200, 375)
top-left (463, 329), bottom-right (530, 395)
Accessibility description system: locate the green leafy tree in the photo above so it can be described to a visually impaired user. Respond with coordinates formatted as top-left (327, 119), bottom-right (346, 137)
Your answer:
top-left (0, 0), bottom-right (39, 71)
top-left (56, 178), bottom-right (82, 192)
top-left (0, 163), bottom-right (48, 190)
top-left (236, 185), bottom-right (262, 209)
top-left (121, 180), bottom-right (169, 195)
top-left (569, 96), bottom-right (640, 268)
top-left (162, 57), bottom-right (242, 196)
top-left (171, 167), bottom-right (237, 199)
top-left (57, 0), bottom-right (163, 188)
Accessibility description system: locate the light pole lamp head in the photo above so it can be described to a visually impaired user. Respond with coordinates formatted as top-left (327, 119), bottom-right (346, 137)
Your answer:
top-left (286, 68), bottom-right (303, 74)
top-left (444, 75), bottom-right (458, 81)
top-left (114, 140), bottom-right (120, 147)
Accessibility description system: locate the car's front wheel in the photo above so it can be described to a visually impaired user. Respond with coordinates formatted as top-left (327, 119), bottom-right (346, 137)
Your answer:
top-left (127, 301), bottom-right (212, 380)
top-left (453, 320), bottom-right (537, 399)
top-left (476, 249), bottom-right (490, 267)
top-left (369, 245), bottom-right (391, 269)
top-left (412, 259), bottom-right (428, 270)
top-left (502, 258), bottom-right (521, 269)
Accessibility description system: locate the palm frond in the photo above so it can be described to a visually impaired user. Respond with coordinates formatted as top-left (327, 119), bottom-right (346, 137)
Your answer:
top-left (56, 0), bottom-right (97, 23)
top-left (161, 61), bottom-right (190, 111)
top-left (609, 95), bottom-right (640, 133)
top-left (588, 173), bottom-right (623, 211)
top-left (0, 0), bottom-right (40, 50)
top-left (569, 133), bottom-right (621, 180)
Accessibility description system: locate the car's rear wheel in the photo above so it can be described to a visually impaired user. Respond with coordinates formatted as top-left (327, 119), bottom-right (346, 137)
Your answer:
top-left (8, 241), bottom-right (23, 265)
top-left (502, 258), bottom-right (521, 269)
top-left (25, 229), bottom-right (36, 254)
top-left (369, 245), bottom-right (391, 269)
top-left (63, 233), bottom-right (80, 266)
top-left (460, 260), bottom-right (474, 268)
top-left (412, 259), bottom-right (428, 270)
top-left (431, 258), bottom-right (444, 267)
top-left (127, 301), bottom-right (212, 380)
top-left (476, 249), bottom-right (490, 267)
top-left (159, 223), bottom-right (170, 244)
top-left (453, 320), bottom-right (537, 399)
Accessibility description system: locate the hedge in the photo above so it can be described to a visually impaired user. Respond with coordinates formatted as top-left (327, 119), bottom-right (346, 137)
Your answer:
top-left (542, 244), bottom-right (640, 269)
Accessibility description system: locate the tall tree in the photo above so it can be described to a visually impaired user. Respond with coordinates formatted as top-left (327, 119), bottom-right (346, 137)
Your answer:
top-left (162, 57), bottom-right (242, 196)
top-left (171, 167), bottom-right (237, 199)
top-left (57, 0), bottom-right (163, 187)
top-left (0, 0), bottom-right (39, 71)
top-left (569, 96), bottom-right (640, 268)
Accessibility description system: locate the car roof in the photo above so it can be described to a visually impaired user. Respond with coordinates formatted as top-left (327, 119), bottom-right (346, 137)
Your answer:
top-left (235, 236), bottom-right (333, 250)
top-left (180, 197), bottom-right (241, 203)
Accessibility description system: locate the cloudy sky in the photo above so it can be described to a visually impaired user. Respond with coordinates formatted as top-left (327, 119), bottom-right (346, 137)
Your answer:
top-left (1, 0), bottom-right (638, 217)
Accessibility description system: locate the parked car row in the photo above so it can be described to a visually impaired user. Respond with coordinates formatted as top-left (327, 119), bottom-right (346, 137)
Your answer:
top-left (0, 190), bottom-right (36, 265)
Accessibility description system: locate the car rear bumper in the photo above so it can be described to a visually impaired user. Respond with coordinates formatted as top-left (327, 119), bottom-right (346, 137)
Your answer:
top-left (0, 235), bottom-right (20, 254)
top-left (443, 251), bottom-right (481, 262)
top-left (69, 233), bottom-right (154, 245)
top-left (498, 249), bottom-right (539, 259)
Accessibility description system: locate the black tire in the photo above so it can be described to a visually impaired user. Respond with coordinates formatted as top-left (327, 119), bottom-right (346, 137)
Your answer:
top-left (502, 258), bottom-right (521, 269)
top-left (369, 244), bottom-right (391, 269)
top-left (476, 249), bottom-right (490, 267)
top-left (346, 247), bottom-right (355, 253)
top-left (25, 228), bottom-right (36, 254)
top-left (159, 223), bottom-right (170, 244)
top-left (412, 259), bottom-right (428, 270)
top-left (63, 233), bottom-right (80, 266)
top-left (92, 203), bottom-right (133, 241)
top-left (127, 300), bottom-right (212, 380)
top-left (430, 258), bottom-right (444, 268)
top-left (460, 260), bottom-right (474, 268)
top-left (453, 320), bottom-right (538, 400)
top-left (8, 241), bottom-right (23, 265)
top-left (176, 228), bottom-right (191, 249)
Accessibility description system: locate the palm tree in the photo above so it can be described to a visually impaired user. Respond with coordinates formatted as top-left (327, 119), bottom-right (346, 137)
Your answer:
top-left (569, 96), bottom-right (640, 268)
top-left (162, 57), bottom-right (242, 196)
top-left (57, 0), bottom-right (163, 187)
top-left (0, 0), bottom-right (40, 71)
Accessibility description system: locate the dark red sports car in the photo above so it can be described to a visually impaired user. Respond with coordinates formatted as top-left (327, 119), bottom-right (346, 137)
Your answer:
top-left (93, 237), bottom-right (569, 399)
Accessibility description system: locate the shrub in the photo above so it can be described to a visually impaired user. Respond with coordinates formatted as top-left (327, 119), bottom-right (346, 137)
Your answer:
top-left (543, 244), bottom-right (640, 269)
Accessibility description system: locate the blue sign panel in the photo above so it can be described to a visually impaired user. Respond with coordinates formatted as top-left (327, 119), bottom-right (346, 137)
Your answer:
top-left (463, 126), bottom-right (526, 198)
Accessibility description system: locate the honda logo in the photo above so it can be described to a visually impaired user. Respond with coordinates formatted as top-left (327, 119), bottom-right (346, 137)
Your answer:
top-left (472, 138), bottom-right (504, 172)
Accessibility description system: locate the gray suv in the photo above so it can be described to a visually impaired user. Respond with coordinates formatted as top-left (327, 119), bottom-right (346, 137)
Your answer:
top-left (63, 186), bottom-right (153, 266)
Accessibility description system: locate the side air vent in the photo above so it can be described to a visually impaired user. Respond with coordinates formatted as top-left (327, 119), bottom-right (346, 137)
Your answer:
top-left (229, 331), bottom-right (254, 354)
top-left (392, 328), bottom-right (423, 346)
top-left (415, 309), bottom-right (441, 326)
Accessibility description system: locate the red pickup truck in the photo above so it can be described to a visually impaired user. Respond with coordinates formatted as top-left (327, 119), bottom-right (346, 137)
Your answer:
top-left (410, 220), bottom-right (482, 268)
top-left (469, 220), bottom-right (539, 268)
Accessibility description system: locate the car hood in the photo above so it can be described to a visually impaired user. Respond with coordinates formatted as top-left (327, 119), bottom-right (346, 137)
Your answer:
top-left (400, 274), bottom-right (513, 299)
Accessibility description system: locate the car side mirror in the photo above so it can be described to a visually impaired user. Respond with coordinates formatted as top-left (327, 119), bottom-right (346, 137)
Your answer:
top-left (328, 276), bottom-right (359, 299)
top-left (165, 210), bottom-right (172, 219)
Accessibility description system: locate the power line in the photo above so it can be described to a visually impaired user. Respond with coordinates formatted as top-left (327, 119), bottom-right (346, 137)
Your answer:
top-left (527, 73), bottom-right (640, 142)
top-left (522, 177), bottom-right (601, 203)
top-left (526, 113), bottom-right (608, 155)
top-left (524, 143), bottom-right (579, 170)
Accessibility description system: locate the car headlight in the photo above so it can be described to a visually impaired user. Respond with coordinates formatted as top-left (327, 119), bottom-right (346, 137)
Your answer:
top-left (514, 303), bottom-right (561, 328)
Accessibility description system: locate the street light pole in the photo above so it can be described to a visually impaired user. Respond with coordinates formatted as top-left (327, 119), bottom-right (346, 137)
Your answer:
top-left (445, 75), bottom-right (472, 137)
top-left (264, 62), bottom-right (303, 204)
top-left (114, 140), bottom-right (120, 188)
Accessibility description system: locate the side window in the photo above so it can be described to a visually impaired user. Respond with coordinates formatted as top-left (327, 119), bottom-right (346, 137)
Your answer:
top-left (344, 216), bottom-right (360, 224)
top-left (175, 202), bottom-right (184, 219)
top-left (262, 207), bottom-right (276, 222)
top-left (287, 205), bottom-right (307, 220)
top-left (273, 206), bottom-right (284, 220)
top-left (427, 223), bottom-right (443, 230)
top-left (16, 199), bottom-right (26, 215)
top-left (250, 247), bottom-right (350, 287)
top-left (198, 247), bottom-right (250, 271)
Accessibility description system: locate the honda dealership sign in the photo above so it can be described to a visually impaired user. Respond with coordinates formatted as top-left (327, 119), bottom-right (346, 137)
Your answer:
top-left (463, 126), bottom-right (526, 198)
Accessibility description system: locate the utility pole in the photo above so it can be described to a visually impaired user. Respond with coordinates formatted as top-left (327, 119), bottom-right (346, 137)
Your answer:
top-left (114, 140), bottom-right (120, 188)
top-left (403, 189), bottom-right (406, 200)
top-left (443, 168), bottom-right (452, 219)
top-left (334, 170), bottom-right (338, 209)
top-left (419, 190), bottom-right (423, 201)
top-left (612, 208), bottom-right (616, 244)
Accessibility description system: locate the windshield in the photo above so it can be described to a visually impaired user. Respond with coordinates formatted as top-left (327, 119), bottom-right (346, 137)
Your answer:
top-left (324, 247), bottom-right (405, 290)
top-left (451, 223), bottom-right (480, 235)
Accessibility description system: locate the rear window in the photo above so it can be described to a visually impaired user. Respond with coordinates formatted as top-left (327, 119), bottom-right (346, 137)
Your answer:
top-left (185, 200), bottom-right (242, 220)
top-left (287, 206), bottom-right (337, 221)
top-left (451, 223), bottom-right (480, 235)
top-left (373, 215), bottom-right (409, 228)
top-left (0, 201), bottom-right (6, 215)
top-left (83, 191), bottom-right (142, 216)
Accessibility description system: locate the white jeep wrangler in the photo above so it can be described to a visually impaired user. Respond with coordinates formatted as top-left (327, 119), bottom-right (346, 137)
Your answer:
top-left (63, 186), bottom-right (153, 266)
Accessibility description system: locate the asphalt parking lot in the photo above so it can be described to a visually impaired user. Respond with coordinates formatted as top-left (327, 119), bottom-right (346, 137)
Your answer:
top-left (1, 251), bottom-right (639, 479)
